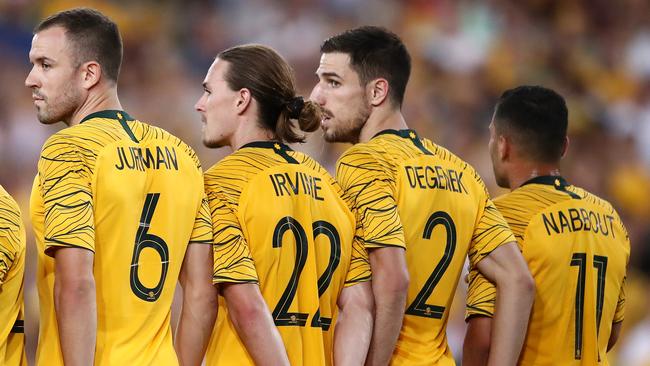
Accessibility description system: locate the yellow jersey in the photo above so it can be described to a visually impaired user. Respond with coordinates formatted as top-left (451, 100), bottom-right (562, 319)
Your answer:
top-left (0, 185), bottom-right (26, 366)
top-left (30, 110), bottom-right (212, 365)
top-left (204, 141), bottom-right (371, 366)
top-left (336, 130), bottom-right (516, 366)
top-left (466, 176), bottom-right (629, 365)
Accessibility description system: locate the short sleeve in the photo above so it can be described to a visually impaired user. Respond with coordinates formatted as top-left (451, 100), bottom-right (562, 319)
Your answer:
top-left (39, 135), bottom-right (95, 256)
top-left (468, 198), bottom-right (516, 267)
top-left (207, 188), bottom-right (258, 284)
top-left (336, 148), bottom-right (406, 250)
top-left (0, 195), bottom-right (23, 285)
top-left (465, 269), bottom-right (495, 320)
top-left (189, 194), bottom-right (213, 245)
top-left (614, 276), bottom-right (626, 323)
top-left (344, 237), bottom-right (372, 286)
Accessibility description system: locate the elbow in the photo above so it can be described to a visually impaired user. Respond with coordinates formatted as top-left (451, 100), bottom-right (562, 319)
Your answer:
top-left (54, 275), bottom-right (96, 310)
top-left (377, 266), bottom-right (410, 297)
top-left (228, 295), bottom-right (270, 329)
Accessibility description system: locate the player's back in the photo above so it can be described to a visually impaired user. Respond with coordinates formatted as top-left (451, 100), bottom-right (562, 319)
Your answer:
top-left (0, 185), bottom-right (27, 366)
top-left (338, 130), bottom-right (514, 365)
top-left (31, 110), bottom-right (207, 365)
top-left (204, 141), bottom-right (368, 366)
top-left (494, 177), bottom-right (629, 365)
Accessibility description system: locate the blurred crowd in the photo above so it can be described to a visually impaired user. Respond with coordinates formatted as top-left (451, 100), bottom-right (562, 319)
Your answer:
top-left (1, 0), bottom-right (649, 364)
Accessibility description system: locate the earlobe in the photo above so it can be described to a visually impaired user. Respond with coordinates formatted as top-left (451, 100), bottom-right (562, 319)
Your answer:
top-left (369, 78), bottom-right (389, 106)
top-left (235, 88), bottom-right (252, 115)
top-left (81, 62), bottom-right (101, 90)
top-left (561, 136), bottom-right (569, 158)
top-left (498, 135), bottom-right (509, 161)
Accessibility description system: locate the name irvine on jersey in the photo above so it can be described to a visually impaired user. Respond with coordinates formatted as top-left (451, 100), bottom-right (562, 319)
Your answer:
top-left (115, 146), bottom-right (179, 171)
top-left (404, 165), bottom-right (468, 194)
top-left (541, 207), bottom-right (616, 238)
top-left (269, 172), bottom-right (324, 201)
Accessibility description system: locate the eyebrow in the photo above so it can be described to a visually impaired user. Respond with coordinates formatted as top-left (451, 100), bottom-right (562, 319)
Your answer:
top-left (31, 56), bottom-right (54, 64)
top-left (318, 71), bottom-right (342, 79)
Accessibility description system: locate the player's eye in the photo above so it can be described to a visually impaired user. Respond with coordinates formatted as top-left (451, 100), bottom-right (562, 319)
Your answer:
top-left (328, 79), bottom-right (341, 88)
top-left (42, 63), bottom-right (51, 70)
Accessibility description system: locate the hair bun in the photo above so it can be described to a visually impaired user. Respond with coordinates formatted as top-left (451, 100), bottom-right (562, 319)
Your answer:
top-left (286, 96), bottom-right (305, 119)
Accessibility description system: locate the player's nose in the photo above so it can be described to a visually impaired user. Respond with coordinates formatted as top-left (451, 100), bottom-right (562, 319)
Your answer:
top-left (25, 66), bottom-right (39, 89)
top-left (309, 84), bottom-right (324, 106)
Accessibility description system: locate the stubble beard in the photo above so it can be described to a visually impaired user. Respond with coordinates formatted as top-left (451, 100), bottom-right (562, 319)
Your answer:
top-left (323, 103), bottom-right (370, 144)
top-left (36, 83), bottom-right (83, 125)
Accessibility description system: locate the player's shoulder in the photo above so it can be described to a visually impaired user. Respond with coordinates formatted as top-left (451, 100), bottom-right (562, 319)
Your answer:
top-left (423, 137), bottom-right (490, 192)
top-left (569, 185), bottom-right (617, 214)
top-left (337, 140), bottom-right (388, 166)
top-left (0, 186), bottom-right (21, 218)
top-left (135, 121), bottom-right (202, 170)
top-left (0, 185), bottom-right (24, 250)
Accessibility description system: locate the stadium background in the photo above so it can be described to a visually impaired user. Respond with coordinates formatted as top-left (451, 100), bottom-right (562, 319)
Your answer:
top-left (1, 0), bottom-right (649, 364)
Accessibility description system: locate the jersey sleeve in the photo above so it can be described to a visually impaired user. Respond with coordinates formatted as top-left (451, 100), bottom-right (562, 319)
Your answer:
top-left (189, 194), bottom-right (213, 245)
top-left (344, 237), bottom-right (372, 286)
top-left (614, 276), bottom-right (626, 323)
top-left (0, 196), bottom-right (23, 285)
top-left (465, 269), bottom-right (496, 319)
top-left (336, 148), bottom-right (406, 250)
top-left (468, 197), bottom-right (516, 267)
top-left (38, 134), bottom-right (96, 256)
top-left (207, 187), bottom-right (258, 284)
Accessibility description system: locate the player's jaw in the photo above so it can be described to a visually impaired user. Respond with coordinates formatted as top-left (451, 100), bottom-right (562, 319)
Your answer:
top-left (321, 104), bottom-right (369, 144)
top-left (32, 84), bottom-right (83, 125)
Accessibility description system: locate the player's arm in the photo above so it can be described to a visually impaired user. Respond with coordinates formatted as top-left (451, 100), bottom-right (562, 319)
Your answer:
top-left (334, 281), bottom-right (374, 366)
top-left (175, 196), bottom-right (218, 365)
top-left (53, 247), bottom-right (96, 366)
top-left (608, 275), bottom-right (626, 352)
top-left (366, 247), bottom-right (409, 366)
top-left (475, 242), bottom-right (535, 366)
top-left (463, 316), bottom-right (492, 366)
top-left (206, 186), bottom-right (289, 365)
top-left (336, 150), bottom-right (408, 366)
top-left (40, 135), bottom-right (98, 366)
top-left (221, 283), bottom-right (289, 366)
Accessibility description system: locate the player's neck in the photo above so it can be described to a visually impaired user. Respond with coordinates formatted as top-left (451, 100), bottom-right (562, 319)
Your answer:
top-left (358, 107), bottom-right (408, 143)
top-left (508, 162), bottom-right (562, 190)
top-left (68, 87), bottom-right (122, 127)
top-left (228, 120), bottom-right (275, 151)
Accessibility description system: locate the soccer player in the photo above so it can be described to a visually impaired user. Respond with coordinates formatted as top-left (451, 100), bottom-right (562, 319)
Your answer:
top-left (195, 44), bottom-right (374, 366)
top-left (26, 8), bottom-right (216, 365)
top-left (463, 86), bottom-right (630, 366)
top-left (0, 185), bottom-right (26, 366)
top-left (310, 26), bottom-right (535, 366)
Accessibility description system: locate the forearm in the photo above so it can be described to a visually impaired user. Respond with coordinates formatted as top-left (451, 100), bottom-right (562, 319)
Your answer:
top-left (487, 279), bottom-right (534, 366)
top-left (229, 305), bottom-right (289, 366)
top-left (463, 316), bottom-right (491, 366)
top-left (55, 278), bottom-right (96, 366)
top-left (175, 288), bottom-right (218, 366)
top-left (365, 279), bottom-right (407, 366)
top-left (335, 293), bottom-right (374, 365)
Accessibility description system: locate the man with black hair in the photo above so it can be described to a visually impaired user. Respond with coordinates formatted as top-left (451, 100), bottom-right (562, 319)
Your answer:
top-left (464, 85), bottom-right (630, 366)
top-left (311, 26), bottom-right (535, 366)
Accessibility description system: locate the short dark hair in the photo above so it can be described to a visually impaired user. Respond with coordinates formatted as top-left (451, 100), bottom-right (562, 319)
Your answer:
top-left (494, 85), bottom-right (568, 163)
top-left (218, 44), bottom-right (320, 143)
top-left (35, 7), bottom-right (122, 82)
top-left (321, 26), bottom-right (411, 107)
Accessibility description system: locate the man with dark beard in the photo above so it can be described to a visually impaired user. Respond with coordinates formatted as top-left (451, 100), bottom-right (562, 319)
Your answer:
top-left (310, 26), bottom-right (535, 366)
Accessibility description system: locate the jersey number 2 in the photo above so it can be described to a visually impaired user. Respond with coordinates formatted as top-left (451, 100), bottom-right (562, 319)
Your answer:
top-left (130, 193), bottom-right (169, 302)
top-left (271, 216), bottom-right (341, 329)
top-left (405, 211), bottom-right (457, 319)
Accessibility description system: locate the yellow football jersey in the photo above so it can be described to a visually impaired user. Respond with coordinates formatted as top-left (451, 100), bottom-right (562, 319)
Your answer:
top-left (204, 141), bottom-right (371, 366)
top-left (466, 176), bottom-right (630, 365)
top-left (336, 129), bottom-right (515, 366)
top-left (30, 110), bottom-right (212, 366)
top-left (0, 185), bottom-right (26, 366)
